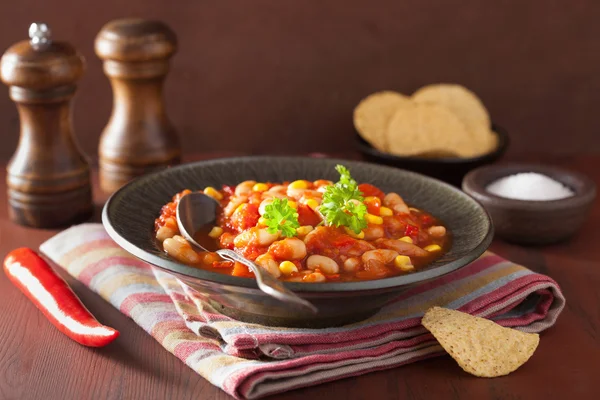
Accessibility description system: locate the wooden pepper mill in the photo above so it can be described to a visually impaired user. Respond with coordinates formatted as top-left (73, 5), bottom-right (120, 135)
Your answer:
top-left (95, 18), bottom-right (181, 193)
top-left (0, 23), bottom-right (93, 228)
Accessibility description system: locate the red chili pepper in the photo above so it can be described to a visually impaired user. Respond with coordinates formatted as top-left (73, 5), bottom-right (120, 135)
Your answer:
top-left (3, 248), bottom-right (119, 347)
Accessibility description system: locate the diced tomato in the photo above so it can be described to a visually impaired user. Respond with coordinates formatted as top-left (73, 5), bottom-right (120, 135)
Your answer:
top-left (269, 241), bottom-right (298, 260)
top-left (155, 201), bottom-right (176, 230)
top-left (230, 203), bottom-right (260, 231)
top-left (213, 261), bottom-right (234, 269)
top-left (297, 204), bottom-right (322, 227)
top-left (420, 214), bottom-right (434, 228)
top-left (248, 192), bottom-right (263, 205)
top-left (239, 245), bottom-right (267, 261)
top-left (332, 233), bottom-right (356, 248)
top-left (231, 262), bottom-right (255, 278)
top-left (358, 184), bottom-right (385, 201)
top-left (222, 185), bottom-right (235, 196)
top-left (365, 197), bottom-right (381, 215)
top-left (405, 224), bottom-right (419, 238)
top-left (219, 232), bottom-right (236, 249)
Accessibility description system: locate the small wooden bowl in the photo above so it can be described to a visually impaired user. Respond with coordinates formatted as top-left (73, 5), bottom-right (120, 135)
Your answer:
top-left (462, 164), bottom-right (596, 245)
top-left (355, 125), bottom-right (509, 187)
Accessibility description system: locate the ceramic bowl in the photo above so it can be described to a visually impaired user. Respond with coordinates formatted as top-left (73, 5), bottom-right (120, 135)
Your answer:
top-left (355, 125), bottom-right (509, 186)
top-left (462, 163), bottom-right (596, 245)
top-left (102, 156), bottom-right (493, 328)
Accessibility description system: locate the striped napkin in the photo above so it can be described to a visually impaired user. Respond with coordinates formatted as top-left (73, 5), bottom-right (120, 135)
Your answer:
top-left (40, 224), bottom-right (565, 400)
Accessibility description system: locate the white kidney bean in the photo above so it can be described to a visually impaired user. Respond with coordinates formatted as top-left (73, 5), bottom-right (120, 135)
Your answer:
top-left (428, 226), bottom-right (446, 238)
top-left (254, 254), bottom-right (282, 278)
top-left (306, 255), bottom-right (340, 274)
top-left (384, 193), bottom-right (410, 214)
top-left (172, 235), bottom-right (188, 245)
top-left (286, 187), bottom-right (307, 200)
top-left (156, 226), bottom-right (176, 242)
top-left (363, 224), bottom-right (385, 240)
top-left (375, 238), bottom-right (429, 257)
top-left (163, 237), bottom-right (200, 264)
top-left (261, 191), bottom-right (287, 200)
top-left (234, 228), bottom-right (279, 247)
top-left (302, 272), bottom-right (326, 283)
top-left (258, 198), bottom-right (274, 215)
top-left (223, 195), bottom-right (248, 217)
top-left (343, 257), bottom-right (361, 272)
top-left (269, 237), bottom-right (307, 260)
top-left (235, 180), bottom-right (257, 196)
top-left (362, 249), bottom-right (399, 265)
top-left (267, 185), bottom-right (287, 194)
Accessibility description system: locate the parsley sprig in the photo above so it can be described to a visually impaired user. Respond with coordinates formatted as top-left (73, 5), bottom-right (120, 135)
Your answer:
top-left (319, 165), bottom-right (368, 234)
top-left (263, 198), bottom-right (300, 237)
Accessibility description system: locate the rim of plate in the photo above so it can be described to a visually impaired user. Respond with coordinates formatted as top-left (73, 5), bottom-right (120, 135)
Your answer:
top-left (102, 156), bottom-right (494, 293)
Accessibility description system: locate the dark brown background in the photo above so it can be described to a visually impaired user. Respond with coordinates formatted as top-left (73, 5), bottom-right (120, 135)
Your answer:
top-left (1, 0), bottom-right (600, 163)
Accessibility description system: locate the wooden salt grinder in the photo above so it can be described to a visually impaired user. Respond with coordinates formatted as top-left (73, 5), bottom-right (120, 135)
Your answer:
top-left (0, 23), bottom-right (93, 228)
top-left (95, 19), bottom-right (181, 193)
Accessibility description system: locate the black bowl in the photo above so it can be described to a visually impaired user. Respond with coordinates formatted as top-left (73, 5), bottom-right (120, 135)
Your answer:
top-left (355, 125), bottom-right (509, 187)
top-left (102, 156), bottom-right (493, 328)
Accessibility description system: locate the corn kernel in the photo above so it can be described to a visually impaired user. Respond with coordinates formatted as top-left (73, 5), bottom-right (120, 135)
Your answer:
top-left (257, 217), bottom-right (268, 226)
top-left (296, 225), bottom-right (314, 236)
top-left (305, 199), bottom-right (319, 210)
top-left (394, 255), bottom-right (414, 271)
top-left (252, 183), bottom-right (269, 192)
top-left (208, 226), bottom-right (223, 239)
top-left (380, 206), bottom-right (393, 216)
top-left (364, 196), bottom-right (378, 203)
top-left (279, 261), bottom-right (298, 275)
top-left (203, 187), bottom-right (223, 201)
top-left (287, 200), bottom-right (298, 209)
top-left (344, 227), bottom-right (365, 239)
top-left (424, 244), bottom-right (442, 252)
top-left (399, 236), bottom-right (413, 244)
top-left (289, 180), bottom-right (309, 190)
top-left (366, 214), bottom-right (383, 225)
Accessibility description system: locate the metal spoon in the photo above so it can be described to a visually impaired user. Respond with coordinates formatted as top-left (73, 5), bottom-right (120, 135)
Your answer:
top-left (176, 192), bottom-right (318, 314)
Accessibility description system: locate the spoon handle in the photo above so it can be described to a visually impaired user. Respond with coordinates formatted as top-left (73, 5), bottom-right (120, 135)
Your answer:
top-left (216, 249), bottom-right (318, 314)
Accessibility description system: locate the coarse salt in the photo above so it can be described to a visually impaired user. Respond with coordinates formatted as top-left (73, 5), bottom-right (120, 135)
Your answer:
top-left (486, 172), bottom-right (574, 201)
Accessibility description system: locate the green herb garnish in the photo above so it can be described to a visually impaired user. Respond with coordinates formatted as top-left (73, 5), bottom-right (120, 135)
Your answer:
top-left (320, 165), bottom-right (368, 234)
top-left (263, 198), bottom-right (300, 237)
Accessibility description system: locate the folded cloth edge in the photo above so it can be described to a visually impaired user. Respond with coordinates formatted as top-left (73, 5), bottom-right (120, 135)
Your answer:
top-left (38, 223), bottom-right (567, 400)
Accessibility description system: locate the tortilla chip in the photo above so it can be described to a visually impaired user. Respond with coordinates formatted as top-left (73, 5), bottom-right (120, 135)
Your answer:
top-left (353, 91), bottom-right (411, 151)
top-left (386, 102), bottom-right (476, 157)
top-left (412, 83), bottom-right (491, 130)
top-left (422, 307), bottom-right (539, 378)
top-left (412, 84), bottom-right (495, 156)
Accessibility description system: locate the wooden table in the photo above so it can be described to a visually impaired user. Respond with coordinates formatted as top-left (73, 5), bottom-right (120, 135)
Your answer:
top-left (0, 153), bottom-right (598, 400)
